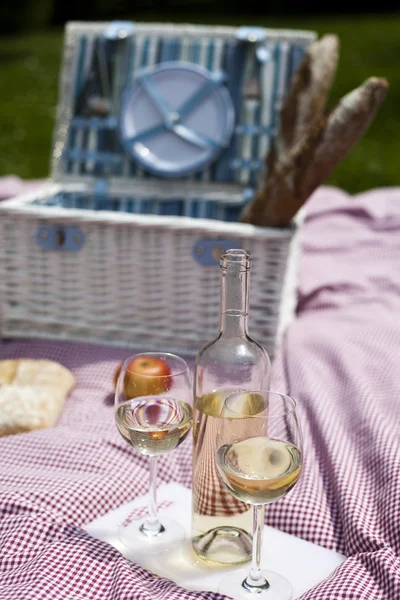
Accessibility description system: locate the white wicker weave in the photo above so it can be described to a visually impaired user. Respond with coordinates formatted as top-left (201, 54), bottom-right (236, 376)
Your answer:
top-left (0, 185), bottom-right (301, 357)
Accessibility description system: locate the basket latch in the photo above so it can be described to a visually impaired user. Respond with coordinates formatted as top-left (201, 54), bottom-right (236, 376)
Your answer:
top-left (36, 225), bottom-right (85, 252)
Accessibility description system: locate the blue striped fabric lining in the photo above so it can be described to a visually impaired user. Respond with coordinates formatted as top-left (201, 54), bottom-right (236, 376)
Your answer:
top-left (62, 27), bottom-right (310, 221)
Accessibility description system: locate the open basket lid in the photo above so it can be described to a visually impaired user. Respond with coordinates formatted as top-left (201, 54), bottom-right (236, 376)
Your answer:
top-left (51, 21), bottom-right (316, 206)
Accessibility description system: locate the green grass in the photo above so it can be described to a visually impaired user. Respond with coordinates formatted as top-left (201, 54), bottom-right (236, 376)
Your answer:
top-left (0, 12), bottom-right (399, 192)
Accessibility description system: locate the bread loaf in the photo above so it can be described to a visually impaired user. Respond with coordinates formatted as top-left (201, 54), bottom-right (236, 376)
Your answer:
top-left (0, 359), bottom-right (75, 436)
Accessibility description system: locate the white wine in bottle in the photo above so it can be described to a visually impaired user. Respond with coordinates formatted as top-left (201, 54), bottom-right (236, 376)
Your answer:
top-left (191, 249), bottom-right (271, 566)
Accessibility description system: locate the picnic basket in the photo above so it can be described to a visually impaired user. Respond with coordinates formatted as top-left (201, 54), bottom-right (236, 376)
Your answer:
top-left (0, 21), bottom-right (316, 356)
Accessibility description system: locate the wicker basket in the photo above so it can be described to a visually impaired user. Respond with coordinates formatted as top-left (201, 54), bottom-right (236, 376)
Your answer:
top-left (0, 21), bottom-right (315, 356)
top-left (0, 185), bottom-right (303, 356)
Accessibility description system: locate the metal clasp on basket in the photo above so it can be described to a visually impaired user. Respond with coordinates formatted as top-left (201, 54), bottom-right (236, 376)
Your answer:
top-left (193, 239), bottom-right (240, 266)
top-left (36, 225), bottom-right (85, 252)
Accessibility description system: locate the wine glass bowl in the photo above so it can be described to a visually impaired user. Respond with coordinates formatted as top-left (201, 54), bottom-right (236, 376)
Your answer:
top-left (216, 390), bottom-right (302, 599)
top-left (115, 352), bottom-right (192, 553)
top-left (116, 353), bottom-right (192, 457)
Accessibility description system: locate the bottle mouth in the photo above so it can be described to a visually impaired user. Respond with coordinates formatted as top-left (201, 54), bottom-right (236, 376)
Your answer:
top-left (220, 249), bottom-right (251, 270)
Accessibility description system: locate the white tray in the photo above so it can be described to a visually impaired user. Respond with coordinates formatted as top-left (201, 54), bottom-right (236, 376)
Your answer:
top-left (84, 482), bottom-right (345, 598)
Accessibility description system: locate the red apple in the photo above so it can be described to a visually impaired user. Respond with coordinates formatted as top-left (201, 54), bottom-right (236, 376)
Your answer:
top-left (114, 355), bottom-right (171, 398)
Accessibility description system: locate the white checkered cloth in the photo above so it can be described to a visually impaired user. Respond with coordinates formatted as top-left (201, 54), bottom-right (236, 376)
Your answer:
top-left (0, 186), bottom-right (400, 599)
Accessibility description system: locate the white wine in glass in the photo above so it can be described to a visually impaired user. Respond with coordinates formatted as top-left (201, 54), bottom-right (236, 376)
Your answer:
top-left (216, 390), bottom-right (302, 600)
top-left (217, 437), bottom-right (301, 505)
top-left (116, 396), bottom-right (192, 456)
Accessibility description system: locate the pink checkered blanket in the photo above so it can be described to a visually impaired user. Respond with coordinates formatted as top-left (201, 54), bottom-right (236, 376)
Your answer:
top-left (0, 185), bottom-right (399, 599)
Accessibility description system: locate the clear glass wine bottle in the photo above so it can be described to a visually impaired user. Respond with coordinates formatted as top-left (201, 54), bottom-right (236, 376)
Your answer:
top-left (191, 249), bottom-right (271, 566)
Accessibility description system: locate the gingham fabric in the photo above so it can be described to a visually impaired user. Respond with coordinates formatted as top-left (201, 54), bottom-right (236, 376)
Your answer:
top-left (1, 186), bottom-right (400, 599)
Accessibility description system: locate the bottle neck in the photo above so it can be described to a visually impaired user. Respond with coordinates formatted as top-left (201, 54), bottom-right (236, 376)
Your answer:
top-left (219, 259), bottom-right (249, 338)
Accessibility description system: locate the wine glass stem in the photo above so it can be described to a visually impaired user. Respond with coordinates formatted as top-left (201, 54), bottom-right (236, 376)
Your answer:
top-left (141, 456), bottom-right (164, 536)
top-left (242, 504), bottom-right (270, 592)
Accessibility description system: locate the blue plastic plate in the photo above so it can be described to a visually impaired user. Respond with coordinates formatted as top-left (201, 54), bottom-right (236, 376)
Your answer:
top-left (119, 61), bottom-right (235, 178)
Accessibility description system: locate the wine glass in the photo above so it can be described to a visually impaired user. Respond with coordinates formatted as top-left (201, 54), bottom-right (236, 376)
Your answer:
top-left (216, 390), bottom-right (302, 600)
top-left (115, 352), bottom-right (192, 554)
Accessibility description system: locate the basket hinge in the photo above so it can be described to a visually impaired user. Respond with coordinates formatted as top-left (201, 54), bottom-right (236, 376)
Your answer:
top-left (235, 26), bottom-right (272, 63)
top-left (104, 21), bottom-right (135, 40)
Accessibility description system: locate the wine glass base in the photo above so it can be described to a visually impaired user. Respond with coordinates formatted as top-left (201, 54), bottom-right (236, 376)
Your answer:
top-left (119, 516), bottom-right (185, 555)
top-left (219, 569), bottom-right (293, 600)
